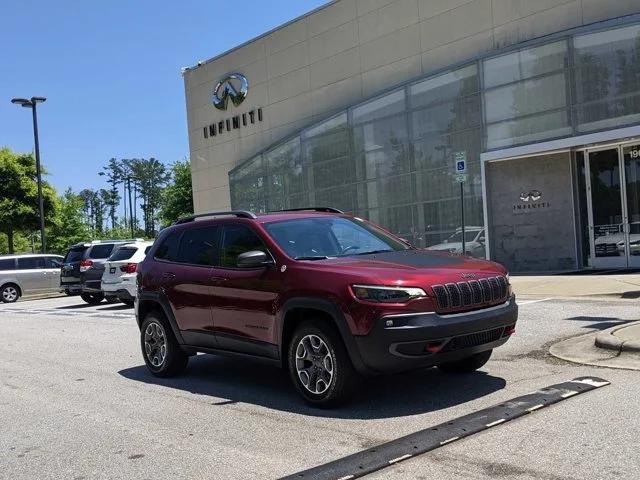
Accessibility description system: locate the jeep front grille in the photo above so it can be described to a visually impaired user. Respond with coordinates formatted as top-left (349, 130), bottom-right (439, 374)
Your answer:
top-left (431, 276), bottom-right (509, 311)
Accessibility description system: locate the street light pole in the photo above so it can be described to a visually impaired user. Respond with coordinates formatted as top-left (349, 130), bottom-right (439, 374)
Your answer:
top-left (11, 96), bottom-right (47, 254)
top-left (31, 101), bottom-right (46, 254)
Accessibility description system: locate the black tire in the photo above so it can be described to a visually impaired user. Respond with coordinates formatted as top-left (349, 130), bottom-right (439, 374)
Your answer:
top-left (140, 313), bottom-right (188, 377)
top-left (1, 283), bottom-right (20, 303)
top-left (287, 319), bottom-right (360, 407)
top-left (121, 299), bottom-right (135, 307)
top-left (437, 349), bottom-right (493, 374)
top-left (81, 292), bottom-right (104, 305)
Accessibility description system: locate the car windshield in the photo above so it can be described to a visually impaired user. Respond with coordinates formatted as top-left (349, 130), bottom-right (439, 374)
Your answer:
top-left (448, 230), bottom-right (481, 243)
top-left (263, 217), bottom-right (410, 260)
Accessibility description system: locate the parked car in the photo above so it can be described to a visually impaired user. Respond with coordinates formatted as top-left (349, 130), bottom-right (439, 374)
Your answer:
top-left (135, 208), bottom-right (517, 407)
top-left (60, 239), bottom-right (144, 304)
top-left (0, 254), bottom-right (64, 303)
top-left (428, 227), bottom-right (486, 258)
top-left (101, 240), bottom-right (153, 306)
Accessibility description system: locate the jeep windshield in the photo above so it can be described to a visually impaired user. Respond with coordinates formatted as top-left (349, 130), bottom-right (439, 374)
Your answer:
top-left (263, 217), bottom-right (411, 260)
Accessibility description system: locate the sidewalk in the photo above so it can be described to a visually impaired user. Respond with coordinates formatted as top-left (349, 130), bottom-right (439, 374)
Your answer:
top-left (510, 274), bottom-right (640, 298)
top-left (595, 322), bottom-right (640, 353)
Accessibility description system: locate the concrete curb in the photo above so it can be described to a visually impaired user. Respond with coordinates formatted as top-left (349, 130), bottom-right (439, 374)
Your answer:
top-left (595, 322), bottom-right (640, 353)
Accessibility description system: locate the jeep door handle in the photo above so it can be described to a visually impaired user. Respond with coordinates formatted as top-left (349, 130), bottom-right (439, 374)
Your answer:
top-left (210, 276), bottom-right (228, 283)
top-left (162, 272), bottom-right (176, 279)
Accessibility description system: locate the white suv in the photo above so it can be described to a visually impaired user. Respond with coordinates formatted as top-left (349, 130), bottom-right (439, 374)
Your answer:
top-left (101, 241), bottom-right (153, 306)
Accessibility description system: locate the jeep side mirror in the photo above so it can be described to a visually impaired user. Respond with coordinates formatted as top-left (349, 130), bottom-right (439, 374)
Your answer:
top-left (478, 236), bottom-right (486, 243)
top-left (237, 250), bottom-right (271, 268)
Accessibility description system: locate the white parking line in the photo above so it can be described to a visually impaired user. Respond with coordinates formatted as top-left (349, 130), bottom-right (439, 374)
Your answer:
top-left (518, 298), bottom-right (552, 305)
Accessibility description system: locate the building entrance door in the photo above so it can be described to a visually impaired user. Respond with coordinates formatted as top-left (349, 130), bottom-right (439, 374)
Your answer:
top-left (585, 143), bottom-right (640, 269)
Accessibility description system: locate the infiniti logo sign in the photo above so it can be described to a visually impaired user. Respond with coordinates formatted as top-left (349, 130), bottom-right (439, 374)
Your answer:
top-left (213, 73), bottom-right (249, 111)
top-left (519, 190), bottom-right (542, 202)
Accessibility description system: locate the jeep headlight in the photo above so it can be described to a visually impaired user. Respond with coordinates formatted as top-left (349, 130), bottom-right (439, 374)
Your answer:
top-left (351, 285), bottom-right (427, 303)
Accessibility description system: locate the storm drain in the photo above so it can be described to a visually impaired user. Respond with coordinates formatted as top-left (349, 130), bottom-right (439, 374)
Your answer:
top-left (279, 377), bottom-right (610, 480)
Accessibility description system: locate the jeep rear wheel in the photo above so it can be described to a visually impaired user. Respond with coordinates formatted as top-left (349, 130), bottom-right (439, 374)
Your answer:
top-left (80, 292), bottom-right (104, 305)
top-left (140, 313), bottom-right (188, 377)
top-left (437, 349), bottom-right (493, 374)
top-left (287, 320), bottom-right (359, 407)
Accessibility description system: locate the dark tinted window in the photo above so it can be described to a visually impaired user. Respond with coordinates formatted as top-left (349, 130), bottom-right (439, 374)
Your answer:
top-left (109, 247), bottom-right (136, 261)
top-left (65, 247), bottom-right (87, 262)
top-left (0, 259), bottom-right (15, 270)
top-left (17, 257), bottom-right (46, 269)
top-left (176, 227), bottom-right (219, 266)
top-left (47, 257), bottom-right (63, 268)
top-left (220, 225), bottom-right (266, 268)
top-left (89, 244), bottom-right (115, 259)
top-left (155, 232), bottom-right (181, 261)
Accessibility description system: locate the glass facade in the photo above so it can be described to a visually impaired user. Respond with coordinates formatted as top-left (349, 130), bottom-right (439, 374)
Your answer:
top-left (230, 20), bottom-right (640, 254)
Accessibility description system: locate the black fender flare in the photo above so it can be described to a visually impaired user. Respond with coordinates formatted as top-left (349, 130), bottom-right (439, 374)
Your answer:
top-left (277, 297), bottom-right (368, 375)
top-left (136, 291), bottom-right (185, 345)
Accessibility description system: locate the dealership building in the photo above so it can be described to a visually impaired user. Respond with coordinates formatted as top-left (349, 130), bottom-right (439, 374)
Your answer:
top-left (183, 0), bottom-right (640, 273)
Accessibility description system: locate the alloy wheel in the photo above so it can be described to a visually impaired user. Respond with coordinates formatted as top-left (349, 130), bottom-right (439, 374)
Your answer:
top-left (2, 286), bottom-right (18, 302)
top-left (144, 321), bottom-right (167, 368)
top-left (295, 334), bottom-right (335, 395)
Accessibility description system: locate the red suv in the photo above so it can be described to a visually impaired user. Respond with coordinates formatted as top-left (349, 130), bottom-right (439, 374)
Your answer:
top-left (136, 208), bottom-right (517, 407)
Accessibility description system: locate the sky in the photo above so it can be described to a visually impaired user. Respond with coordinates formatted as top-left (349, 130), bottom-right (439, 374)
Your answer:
top-left (0, 0), bottom-right (328, 194)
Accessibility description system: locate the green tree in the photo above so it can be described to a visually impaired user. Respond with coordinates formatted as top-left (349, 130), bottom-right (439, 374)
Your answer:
top-left (48, 189), bottom-right (92, 253)
top-left (159, 160), bottom-right (193, 226)
top-left (99, 158), bottom-right (123, 229)
top-left (0, 147), bottom-right (57, 253)
top-left (126, 158), bottom-right (169, 236)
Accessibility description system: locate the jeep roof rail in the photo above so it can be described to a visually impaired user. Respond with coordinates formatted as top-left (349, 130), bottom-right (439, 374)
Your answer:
top-left (271, 207), bottom-right (344, 214)
top-left (173, 210), bottom-right (257, 225)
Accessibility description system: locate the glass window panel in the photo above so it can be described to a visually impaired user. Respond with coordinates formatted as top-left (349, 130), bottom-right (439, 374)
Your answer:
top-left (303, 112), bottom-right (347, 138)
top-left (354, 115), bottom-right (408, 152)
top-left (304, 129), bottom-right (350, 162)
top-left (410, 64), bottom-right (478, 108)
top-left (487, 110), bottom-right (572, 149)
top-left (264, 137), bottom-right (304, 211)
top-left (229, 155), bottom-right (266, 212)
top-left (352, 89), bottom-right (405, 124)
top-left (484, 41), bottom-right (568, 88)
top-left (573, 24), bottom-right (640, 133)
top-left (314, 185), bottom-right (359, 212)
top-left (412, 95), bottom-right (481, 139)
top-left (485, 73), bottom-right (568, 123)
top-left (575, 94), bottom-right (640, 133)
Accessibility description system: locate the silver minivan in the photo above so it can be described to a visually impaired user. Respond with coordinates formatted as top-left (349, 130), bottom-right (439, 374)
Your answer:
top-left (0, 254), bottom-right (64, 303)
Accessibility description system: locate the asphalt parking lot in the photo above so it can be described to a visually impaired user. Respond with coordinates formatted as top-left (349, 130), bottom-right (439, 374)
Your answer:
top-left (1, 295), bottom-right (639, 479)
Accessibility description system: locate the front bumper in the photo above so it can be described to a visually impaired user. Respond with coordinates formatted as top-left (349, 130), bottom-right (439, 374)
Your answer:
top-left (352, 296), bottom-right (518, 375)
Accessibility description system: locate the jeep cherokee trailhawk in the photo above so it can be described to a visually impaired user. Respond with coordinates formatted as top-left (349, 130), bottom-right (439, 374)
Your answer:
top-left (136, 208), bottom-right (518, 407)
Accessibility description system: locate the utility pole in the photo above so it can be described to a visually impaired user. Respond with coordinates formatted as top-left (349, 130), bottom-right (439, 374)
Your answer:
top-left (11, 96), bottom-right (47, 253)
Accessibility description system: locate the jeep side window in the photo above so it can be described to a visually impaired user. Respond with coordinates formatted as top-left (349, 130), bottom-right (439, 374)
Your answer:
top-left (155, 232), bottom-right (181, 262)
top-left (219, 225), bottom-right (267, 268)
top-left (176, 227), bottom-right (219, 266)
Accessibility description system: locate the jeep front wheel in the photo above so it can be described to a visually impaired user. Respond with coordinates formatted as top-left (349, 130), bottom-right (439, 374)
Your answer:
top-left (287, 320), bottom-right (359, 407)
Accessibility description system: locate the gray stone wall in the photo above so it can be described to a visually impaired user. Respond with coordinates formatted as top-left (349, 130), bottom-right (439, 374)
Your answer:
top-left (487, 153), bottom-right (578, 273)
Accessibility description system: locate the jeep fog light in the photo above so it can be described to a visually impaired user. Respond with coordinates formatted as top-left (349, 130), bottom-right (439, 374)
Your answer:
top-left (351, 285), bottom-right (427, 303)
